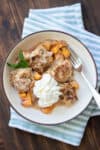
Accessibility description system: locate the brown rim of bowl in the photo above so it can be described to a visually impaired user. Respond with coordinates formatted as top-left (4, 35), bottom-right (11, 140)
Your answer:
top-left (2, 30), bottom-right (98, 126)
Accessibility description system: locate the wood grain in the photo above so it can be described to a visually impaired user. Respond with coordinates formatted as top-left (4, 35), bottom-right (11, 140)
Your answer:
top-left (0, 0), bottom-right (100, 150)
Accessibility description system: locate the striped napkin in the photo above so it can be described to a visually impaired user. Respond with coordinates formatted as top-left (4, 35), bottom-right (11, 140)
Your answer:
top-left (9, 3), bottom-right (100, 146)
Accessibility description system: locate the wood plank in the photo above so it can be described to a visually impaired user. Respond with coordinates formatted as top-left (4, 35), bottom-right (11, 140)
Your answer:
top-left (0, 0), bottom-right (100, 149)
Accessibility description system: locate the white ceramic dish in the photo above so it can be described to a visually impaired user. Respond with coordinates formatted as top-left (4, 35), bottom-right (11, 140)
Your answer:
top-left (3, 30), bottom-right (97, 125)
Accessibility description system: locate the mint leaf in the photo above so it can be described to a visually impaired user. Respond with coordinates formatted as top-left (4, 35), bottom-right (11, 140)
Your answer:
top-left (18, 50), bottom-right (24, 60)
top-left (7, 63), bottom-right (19, 69)
top-left (7, 50), bottom-right (29, 69)
top-left (18, 60), bottom-right (29, 68)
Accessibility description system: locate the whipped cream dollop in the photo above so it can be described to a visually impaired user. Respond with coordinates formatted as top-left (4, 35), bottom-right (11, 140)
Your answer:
top-left (33, 73), bottom-right (61, 107)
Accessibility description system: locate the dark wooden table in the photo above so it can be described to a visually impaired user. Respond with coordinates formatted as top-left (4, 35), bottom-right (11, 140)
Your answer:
top-left (0, 0), bottom-right (100, 149)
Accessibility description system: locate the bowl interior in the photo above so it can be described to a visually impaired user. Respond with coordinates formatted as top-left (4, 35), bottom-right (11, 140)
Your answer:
top-left (3, 31), bottom-right (97, 125)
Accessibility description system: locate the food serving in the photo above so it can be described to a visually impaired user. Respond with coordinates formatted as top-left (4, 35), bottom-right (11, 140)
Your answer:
top-left (7, 40), bottom-right (79, 114)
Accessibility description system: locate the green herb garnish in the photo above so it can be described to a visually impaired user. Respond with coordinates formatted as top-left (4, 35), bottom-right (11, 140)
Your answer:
top-left (7, 51), bottom-right (29, 69)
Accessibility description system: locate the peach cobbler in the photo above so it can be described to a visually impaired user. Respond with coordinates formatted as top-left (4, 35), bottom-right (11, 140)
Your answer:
top-left (8, 40), bottom-right (79, 114)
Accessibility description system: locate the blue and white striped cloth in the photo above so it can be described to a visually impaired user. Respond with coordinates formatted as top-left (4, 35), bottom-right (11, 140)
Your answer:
top-left (9, 3), bottom-right (100, 146)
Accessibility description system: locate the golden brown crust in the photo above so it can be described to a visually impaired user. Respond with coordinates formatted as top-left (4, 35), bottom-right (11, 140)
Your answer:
top-left (10, 68), bottom-right (32, 92)
top-left (54, 59), bottom-right (73, 83)
top-left (29, 46), bottom-right (53, 73)
top-left (60, 82), bottom-right (78, 106)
